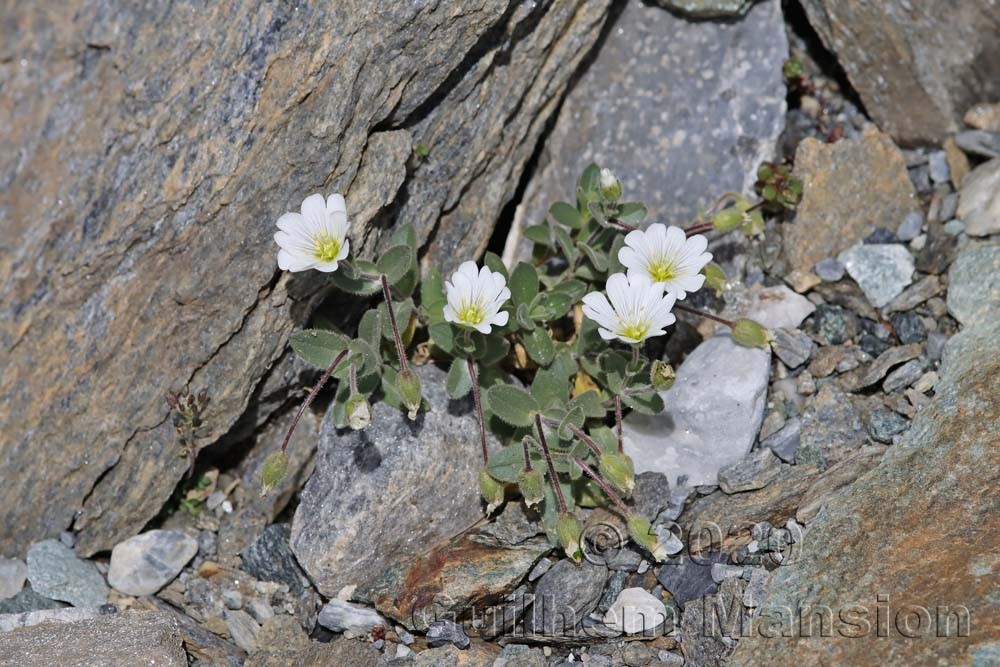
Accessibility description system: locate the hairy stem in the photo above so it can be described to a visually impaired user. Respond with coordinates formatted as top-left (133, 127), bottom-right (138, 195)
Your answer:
top-left (535, 414), bottom-right (567, 513)
top-left (468, 357), bottom-right (489, 465)
top-left (685, 222), bottom-right (714, 237)
top-left (573, 456), bottom-right (630, 516)
top-left (280, 349), bottom-right (348, 454)
top-left (521, 438), bottom-right (533, 471)
top-left (673, 302), bottom-right (735, 328)
top-left (380, 274), bottom-right (410, 376)
top-left (565, 423), bottom-right (603, 458)
top-left (615, 395), bottom-right (624, 454)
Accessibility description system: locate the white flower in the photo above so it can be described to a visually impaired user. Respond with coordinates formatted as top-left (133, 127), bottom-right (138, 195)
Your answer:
top-left (582, 273), bottom-right (676, 344)
top-left (618, 223), bottom-right (712, 300)
top-left (443, 261), bottom-right (511, 334)
top-left (274, 193), bottom-right (350, 272)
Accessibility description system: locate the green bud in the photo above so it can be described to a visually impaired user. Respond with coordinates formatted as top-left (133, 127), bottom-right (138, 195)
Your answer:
top-left (783, 58), bottom-right (805, 81)
top-left (346, 393), bottom-right (372, 430)
top-left (599, 167), bottom-right (623, 202)
top-left (627, 515), bottom-right (667, 562)
top-left (556, 512), bottom-right (584, 563)
top-left (702, 261), bottom-right (727, 297)
top-left (479, 469), bottom-right (506, 516)
top-left (397, 370), bottom-right (422, 420)
top-left (517, 468), bottom-right (545, 509)
top-left (650, 359), bottom-right (676, 391)
top-left (260, 451), bottom-right (287, 498)
top-left (732, 318), bottom-right (772, 349)
top-left (599, 452), bottom-right (635, 496)
top-left (711, 207), bottom-right (743, 233)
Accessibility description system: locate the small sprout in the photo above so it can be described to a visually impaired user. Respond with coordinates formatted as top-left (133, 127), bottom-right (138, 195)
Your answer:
top-left (627, 515), bottom-right (668, 562)
top-left (599, 452), bottom-right (635, 495)
top-left (556, 512), bottom-right (584, 563)
top-left (346, 393), bottom-right (372, 430)
top-left (260, 451), bottom-right (288, 498)
top-left (732, 318), bottom-right (772, 349)
top-left (702, 261), bottom-right (727, 297)
top-left (517, 468), bottom-right (545, 508)
top-left (599, 167), bottom-right (622, 202)
top-left (754, 161), bottom-right (803, 214)
top-left (479, 469), bottom-right (505, 516)
top-left (782, 58), bottom-right (805, 81)
top-left (397, 370), bottom-right (422, 420)
top-left (649, 359), bottom-right (676, 391)
top-left (414, 143), bottom-right (431, 160)
top-left (711, 207), bottom-right (743, 233)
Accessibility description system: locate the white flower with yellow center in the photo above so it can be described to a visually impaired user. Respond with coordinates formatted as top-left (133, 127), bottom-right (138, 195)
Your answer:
top-left (274, 193), bottom-right (350, 272)
top-left (582, 273), bottom-right (676, 344)
top-left (443, 261), bottom-right (511, 334)
top-left (618, 223), bottom-right (712, 299)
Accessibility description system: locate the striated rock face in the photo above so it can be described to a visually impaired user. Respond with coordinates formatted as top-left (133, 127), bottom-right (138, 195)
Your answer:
top-left (729, 319), bottom-right (1000, 665)
top-left (797, 1), bottom-right (1000, 145)
top-left (0, 0), bottom-right (612, 556)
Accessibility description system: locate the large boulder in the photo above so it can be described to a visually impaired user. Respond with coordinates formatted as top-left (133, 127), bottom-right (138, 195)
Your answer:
top-left (729, 318), bottom-right (1000, 665)
top-left (798, 0), bottom-right (1000, 144)
top-left (0, 0), bottom-right (613, 556)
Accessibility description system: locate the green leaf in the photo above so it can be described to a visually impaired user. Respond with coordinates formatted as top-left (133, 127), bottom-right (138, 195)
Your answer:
top-left (522, 327), bottom-right (555, 366)
top-left (524, 224), bottom-right (552, 247)
top-left (577, 241), bottom-right (609, 272)
top-left (549, 201), bottom-right (583, 229)
top-left (329, 268), bottom-right (381, 296)
top-left (531, 367), bottom-right (569, 410)
top-left (578, 163), bottom-right (601, 196)
top-left (568, 390), bottom-right (606, 419)
top-left (617, 202), bottom-right (647, 226)
top-left (529, 292), bottom-right (573, 322)
top-left (446, 357), bottom-right (473, 399)
top-left (588, 200), bottom-right (607, 225)
top-left (483, 252), bottom-right (509, 280)
top-left (378, 298), bottom-right (414, 341)
top-left (391, 223), bottom-right (417, 248)
top-left (509, 262), bottom-right (539, 307)
top-left (558, 406), bottom-right (585, 440)
top-left (429, 321), bottom-right (455, 354)
top-left (552, 226), bottom-right (578, 263)
top-left (473, 332), bottom-right (510, 366)
top-left (290, 329), bottom-right (350, 369)
top-left (486, 384), bottom-right (539, 427)
top-left (608, 234), bottom-right (627, 274)
top-left (421, 267), bottom-right (447, 319)
top-left (541, 479), bottom-right (576, 545)
top-left (621, 390), bottom-right (665, 415)
top-left (357, 309), bottom-right (382, 350)
top-left (515, 303), bottom-right (536, 331)
top-left (487, 441), bottom-right (540, 484)
top-left (549, 279), bottom-right (587, 303)
top-left (377, 245), bottom-right (414, 285)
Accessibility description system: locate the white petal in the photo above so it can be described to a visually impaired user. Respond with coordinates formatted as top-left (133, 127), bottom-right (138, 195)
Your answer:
top-left (336, 239), bottom-right (350, 262)
top-left (300, 194), bottom-right (327, 231)
top-left (664, 225), bottom-right (687, 249)
top-left (457, 261), bottom-right (480, 280)
top-left (443, 304), bottom-right (458, 323)
top-left (474, 321), bottom-right (492, 334)
top-left (276, 212), bottom-right (305, 234)
top-left (313, 261), bottom-right (340, 273)
top-left (618, 246), bottom-right (642, 272)
top-left (277, 249), bottom-right (315, 272)
top-left (326, 193), bottom-right (347, 214)
top-left (605, 273), bottom-right (631, 313)
top-left (491, 311), bottom-right (509, 327)
top-left (597, 327), bottom-right (619, 340)
top-left (684, 233), bottom-right (708, 256)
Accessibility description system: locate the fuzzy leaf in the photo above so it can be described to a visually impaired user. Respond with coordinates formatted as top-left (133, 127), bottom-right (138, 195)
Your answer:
top-left (608, 234), bottom-right (627, 274)
top-left (329, 267), bottom-right (381, 296)
top-left (421, 267), bottom-right (447, 319)
top-left (557, 406), bottom-right (585, 440)
top-left (515, 303), bottom-right (536, 331)
top-left (391, 223), bottom-right (417, 248)
top-left (549, 279), bottom-right (587, 303)
top-left (552, 225), bottom-right (578, 263)
top-left (522, 327), bottom-right (555, 366)
top-left (577, 241), bottom-right (609, 272)
top-left (549, 201), bottom-right (583, 229)
top-left (509, 262), bottom-right (539, 307)
top-left (531, 367), bottom-right (569, 411)
top-left (568, 390), bottom-right (605, 419)
top-left (620, 390), bottom-right (665, 415)
top-left (529, 292), bottom-right (573, 322)
top-left (524, 224), bottom-right (552, 247)
top-left (429, 321), bottom-right (454, 354)
top-left (486, 384), bottom-right (539, 427)
top-left (290, 329), bottom-right (350, 369)
top-left (474, 332), bottom-right (510, 366)
top-left (378, 298), bottom-right (414, 341)
top-left (357, 309), bottom-right (382, 350)
top-left (483, 252), bottom-right (509, 280)
top-left (487, 441), bottom-right (540, 484)
top-left (616, 202), bottom-right (647, 226)
top-left (578, 163), bottom-right (601, 196)
top-left (377, 245), bottom-right (415, 285)
top-left (446, 357), bottom-right (473, 399)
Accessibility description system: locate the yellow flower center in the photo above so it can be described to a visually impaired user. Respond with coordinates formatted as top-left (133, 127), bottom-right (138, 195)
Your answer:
top-left (457, 302), bottom-right (486, 325)
top-left (313, 234), bottom-right (342, 263)
top-left (648, 258), bottom-right (678, 283)
top-left (619, 321), bottom-right (650, 341)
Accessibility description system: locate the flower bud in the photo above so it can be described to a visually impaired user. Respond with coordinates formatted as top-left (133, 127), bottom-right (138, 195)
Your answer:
top-left (732, 318), bottom-right (772, 349)
top-left (517, 468), bottom-right (545, 509)
top-left (397, 370), bottom-right (422, 420)
top-left (599, 167), bottom-right (622, 202)
top-left (479, 469), bottom-right (506, 516)
top-left (627, 515), bottom-right (667, 562)
top-left (346, 393), bottom-right (372, 430)
top-left (649, 359), bottom-right (676, 391)
top-left (702, 261), bottom-right (727, 296)
top-left (260, 451), bottom-right (287, 498)
top-left (711, 207), bottom-right (743, 233)
top-left (556, 512), bottom-right (584, 563)
top-left (599, 452), bottom-right (635, 495)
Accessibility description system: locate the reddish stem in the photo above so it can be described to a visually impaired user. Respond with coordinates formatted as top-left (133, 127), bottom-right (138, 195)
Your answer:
top-left (685, 222), bottom-right (713, 237)
top-left (280, 349), bottom-right (348, 454)
top-left (535, 414), bottom-right (567, 513)
top-left (521, 438), bottom-right (533, 471)
top-left (381, 274), bottom-right (410, 376)
top-left (615, 395), bottom-right (624, 454)
top-left (673, 302), bottom-right (735, 328)
top-left (572, 456), bottom-right (630, 516)
top-left (565, 423), bottom-right (603, 458)
top-left (468, 357), bottom-right (489, 464)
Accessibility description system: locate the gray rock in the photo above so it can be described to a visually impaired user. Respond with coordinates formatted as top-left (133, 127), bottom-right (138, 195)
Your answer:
top-left (241, 523), bottom-right (310, 594)
top-left (0, 558), bottom-right (27, 600)
top-left (679, 577), bottom-right (746, 667)
top-left (246, 598), bottom-right (274, 624)
top-left (718, 448), bottom-right (781, 494)
top-left (624, 334), bottom-right (769, 487)
top-left (928, 151), bottom-right (950, 184)
top-left (957, 158), bottom-right (1000, 237)
top-left (291, 364), bottom-right (488, 596)
top-left (108, 530), bottom-right (197, 596)
top-left (741, 567), bottom-right (771, 608)
top-left (654, 0), bottom-right (756, 18)
top-left (317, 599), bottom-right (387, 634)
top-left (811, 304), bottom-right (852, 346)
top-left (954, 130), bottom-right (1000, 159)
top-left (495, 644), bottom-right (547, 667)
top-left (603, 587), bottom-right (668, 636)
top-left (710, 563), bottom-right (744, 584)
top-left (771, 328), bottom-right (814, 369)
top-left (942, 219), bottom-right (965, 236)
top-left (926, 332), bottom-right (949, 362)
top-left (520, 0), bottom-right (786, 237)
top-left (866, 408), bottom-right (908, 444)
top-left (425, 619), bottom-right (470, 650)
top-left (223, 609), bottom-right (259, 652)
top-left (938, 192), bottom-right (960, 223)
top-left (631, 472), bottom-right (672, 523)
top-left (656, 551), bottom-right (727, 609)
top-left (890, 311), bottom-right (926, 345)
top-left (529, 559), bottom-right (607, 636)
top-left (0, 605), bottom-right (115, 633)
top-left (883, 359), bottom-right (924, 393)
top-left (221, 590), bottom-right (242, 610)
top-left (729, 285), bottom-right (815, 330)
top-left (947, 246), bottom-right (1000, 326)
top-left (896, 211), bottom-right (924, 242)
top-left (814, 257), bottom-right (846, 282)
top-left (838, 243), bottom-right (915, 308)
top-left (883, 275), bottom-right (942, 315)
top-left (26, 540), bottom-right (108, 608)
top-left (0, 611), bottom-right (186, 666)
top-left (799, 385), bottom-right (865, 466)
top-left (760, 416), bottom-right (801, 463)
top-left (0, 587), bottom-right (66, 615)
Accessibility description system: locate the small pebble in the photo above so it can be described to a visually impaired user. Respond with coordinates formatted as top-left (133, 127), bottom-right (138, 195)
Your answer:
top-left (867, 408), bottom-right (908, 443)
top-left (891, 311), bottom-right (927, 344)
top-left (884, 359), bottom-right (924, 393)
top-left (864, 227), bottom-right (898, 244)
top-left (942, 219), bottom-right (965, 236)
top-left (928, 151), bottom-right (950, 184)
top-left (909, 234), bottom-right (927, 251)
top-left (222, 590), bottom-right (243, 610)
top-left (896, 211), bottom-right (924, 241)
top-left (814, 258), bottom-right (845, 282)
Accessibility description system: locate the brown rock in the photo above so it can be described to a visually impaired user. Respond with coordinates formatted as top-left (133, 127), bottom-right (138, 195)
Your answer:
top-left (784, 127), bottom-right (918, 273)
top-left (798, 1), bottom-right (1000, 144)
top-left (944, 137), bottom-right (971, 188)
top-left (839, 343), bottom-right (922, 392)
top-left (413, 643), bottom-right (500, 667)
top-left (729, 320), bottom-right (1000, 666)
top-left (964, 102), bottom-right (1000, 132)
top-left (795, 445), bottom-right (885, 523)
top-left (0, 0), bottom-right (613, 556)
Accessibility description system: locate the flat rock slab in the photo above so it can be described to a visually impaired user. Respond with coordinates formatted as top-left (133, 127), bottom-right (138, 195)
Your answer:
top-left (947, 245), bottom-right (1000, 326)
top-left (0, 611), bottom-right (186, 667)
top-left (108, 529), bottom-right (198, 596)
top-left (957, 158), bottom-right (1000, 237)
top-left (838, 243), bottom-right (915, 308)
top-left (291, 364), bottom-right (487, 596)
top-left (520, 0), bottom-right (786, 232)
top-left (784, 127), bottom-right (918, 274)
top-left (624, 333), bottom-right (770, 487)
top-left (729, 320), bottom-right (1000, 665)
top-left (25, 540), bottom-right (108, 608)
